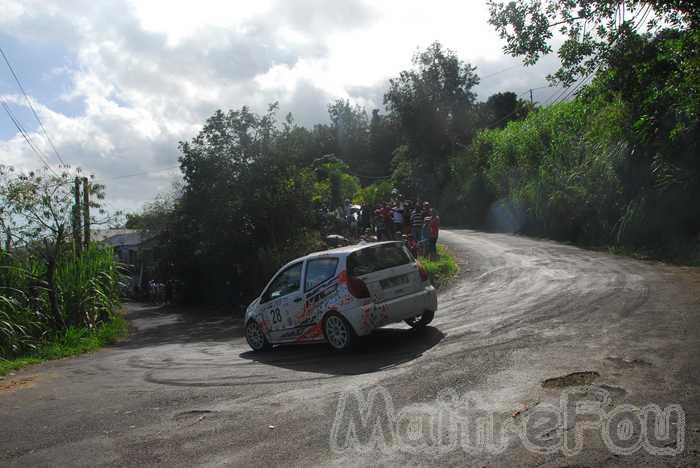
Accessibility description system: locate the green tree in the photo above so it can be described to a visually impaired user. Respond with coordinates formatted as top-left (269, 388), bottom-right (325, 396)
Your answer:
top-left (476, 91), bottom-right (532, 128)
top-left (311, 155), bottom-right (361, 212)
top-left (384, 41), bottom-right (480, 200)
top-left (367, 109), bottom-right (400, 179)
top-left (173, 104), bottom-right (323, 304)
top-left (488, 0), bottom-right (700, 85)
top-left (0, 165), bottom-right (110, 328)
top-left (327, 100), bottom-right (370, 173)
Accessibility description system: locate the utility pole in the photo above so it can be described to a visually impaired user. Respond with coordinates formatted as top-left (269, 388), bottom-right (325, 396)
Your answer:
top-left (82, 177), bottom-right (90, 249)
top-left (530, 88), bottom-right (534, 104)
top-left (73, 177), bottom-right (82, 254)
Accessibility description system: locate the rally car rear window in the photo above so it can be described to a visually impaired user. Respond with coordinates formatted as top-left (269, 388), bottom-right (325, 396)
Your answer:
top-left (347, 243), bottom-right (412, 276)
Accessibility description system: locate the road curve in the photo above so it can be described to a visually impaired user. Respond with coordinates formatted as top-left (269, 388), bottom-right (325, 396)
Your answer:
top-left (1, 230), bottom-right (699, 466)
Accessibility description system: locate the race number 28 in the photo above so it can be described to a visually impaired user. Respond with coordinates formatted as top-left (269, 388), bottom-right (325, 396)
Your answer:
top-left (271, 308), bottom-right (282, 324)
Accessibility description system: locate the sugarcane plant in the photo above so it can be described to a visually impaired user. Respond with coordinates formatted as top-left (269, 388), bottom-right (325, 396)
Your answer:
top-left (0, 165), bottom-right (123, 358)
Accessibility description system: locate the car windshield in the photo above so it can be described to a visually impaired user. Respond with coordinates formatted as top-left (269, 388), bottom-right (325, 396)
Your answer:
top-left (347, 243), bottom-right (412, 277)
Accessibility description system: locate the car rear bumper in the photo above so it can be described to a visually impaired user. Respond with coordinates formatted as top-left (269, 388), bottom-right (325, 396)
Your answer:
top-left (348, 284), bottom-right (437, 336)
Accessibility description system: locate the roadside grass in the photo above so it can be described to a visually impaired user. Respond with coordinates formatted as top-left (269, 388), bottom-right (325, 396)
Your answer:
top-left (0, 315), bottom-right (128, 377)
top-left (607, 244), bottom-right (700, 266)
top-left (418, 244), bottom-right (459, 289)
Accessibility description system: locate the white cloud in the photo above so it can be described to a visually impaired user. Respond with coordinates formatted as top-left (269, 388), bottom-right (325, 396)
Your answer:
top-left (0, 0), bottom-right (561, 212)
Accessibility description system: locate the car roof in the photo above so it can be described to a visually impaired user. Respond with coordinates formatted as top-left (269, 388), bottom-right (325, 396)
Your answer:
top-left (278, 241), bottom-right (402, 270)
top-left (307, 241), bottom-right (401, 258)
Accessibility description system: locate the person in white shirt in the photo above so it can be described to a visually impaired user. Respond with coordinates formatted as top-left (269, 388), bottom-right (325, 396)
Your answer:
top-left (391, 205), bottom-right (404, 236)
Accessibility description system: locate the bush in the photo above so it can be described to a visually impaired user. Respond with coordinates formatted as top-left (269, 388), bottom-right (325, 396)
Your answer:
top-left (418, 244), bottom-right (459, 289)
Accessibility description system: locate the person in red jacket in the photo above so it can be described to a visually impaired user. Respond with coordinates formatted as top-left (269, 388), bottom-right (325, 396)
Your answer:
top-left (427, 208), bottom-right (440, 258)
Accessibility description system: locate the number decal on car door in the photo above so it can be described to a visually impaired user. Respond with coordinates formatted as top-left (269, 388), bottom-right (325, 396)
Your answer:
top-left (271, 308), bottom-right (282, 324)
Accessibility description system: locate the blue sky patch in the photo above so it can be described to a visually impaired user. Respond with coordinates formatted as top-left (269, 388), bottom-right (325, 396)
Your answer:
top-left (0, 33), bottom-right (84, 139)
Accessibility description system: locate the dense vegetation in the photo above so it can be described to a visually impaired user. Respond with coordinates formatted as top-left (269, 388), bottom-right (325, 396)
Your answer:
top-left (0, 168), bottom-right (124, 362)
top-left (449, 28), bottom-right (699, 257)
top-left (128, 2), bottom-right (699, 308)
top-left (474, 2), bottom-right (700, 257)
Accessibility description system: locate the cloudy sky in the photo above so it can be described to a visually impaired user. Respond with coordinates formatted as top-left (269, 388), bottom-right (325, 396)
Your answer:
top-left (0, 0), bottom-right (561, 213)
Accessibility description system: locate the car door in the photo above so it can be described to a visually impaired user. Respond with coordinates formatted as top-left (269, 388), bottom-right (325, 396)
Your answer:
top-left (295, 257), bottom-right (341, 341)
top-left (258, 261), bottom-right (304, 343)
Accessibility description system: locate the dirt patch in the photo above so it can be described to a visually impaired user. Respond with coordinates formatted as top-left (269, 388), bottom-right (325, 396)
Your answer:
top-left (542, 371), bottom-right (600, 388)
top-left (0, 375), bottom-right (37, 393)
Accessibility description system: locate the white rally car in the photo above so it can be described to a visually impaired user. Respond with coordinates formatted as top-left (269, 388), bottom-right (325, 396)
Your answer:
top-left (244, 241), bottom-right (438, 351)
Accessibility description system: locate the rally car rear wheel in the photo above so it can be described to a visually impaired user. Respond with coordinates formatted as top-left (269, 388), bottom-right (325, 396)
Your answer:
top-left (323, 313), bottom-right (354, 351)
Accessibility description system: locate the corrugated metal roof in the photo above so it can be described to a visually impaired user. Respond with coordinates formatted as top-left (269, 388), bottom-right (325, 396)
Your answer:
top-left (92, 229), bottom-right (144, 246)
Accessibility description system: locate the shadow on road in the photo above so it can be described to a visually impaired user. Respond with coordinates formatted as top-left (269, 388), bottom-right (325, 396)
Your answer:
top-left (115, 304), bottom-right (444, 377)
top-left (114, 303), bottom-right (244, 349)
top-left (239, 326), bottom-right (445, 375)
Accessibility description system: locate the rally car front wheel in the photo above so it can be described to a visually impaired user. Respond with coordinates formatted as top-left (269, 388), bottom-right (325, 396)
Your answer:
top-left (246, 320), bottom-right (272, 352)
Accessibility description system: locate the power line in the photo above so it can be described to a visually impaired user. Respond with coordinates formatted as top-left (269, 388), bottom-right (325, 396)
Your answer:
top-left (556, 68), bottom-right (598, 103)
top-left (485, 86), bottom-right (552, 128)
top-left (527, 85), bottom-right (551, 93)
top-left (0, 46), bottom-right (66, 166)
top-left (542, 79), bottom-right (575, 106)
top-left (108, 165), bottom-right (181, 180)
top-left (541, 4), bottom-right (648, 108)
top-left (0, 48), bottom-right (123, 220)
top-left (479, 64), bottom-right (521, 80)
top-left (547, 65), bottom-right (600, 106)
top-left (0, 97), bottom-right (59, 176)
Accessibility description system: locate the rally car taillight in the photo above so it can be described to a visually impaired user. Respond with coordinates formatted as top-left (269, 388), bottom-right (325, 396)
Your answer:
top-left (417, 263), bottom-right (429, 282)
top-left (347, 276), bottom-right (370, 299)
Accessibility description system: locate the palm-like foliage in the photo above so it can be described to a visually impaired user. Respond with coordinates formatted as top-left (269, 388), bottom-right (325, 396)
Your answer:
top-left (0, 246), bottom-right (122, 358)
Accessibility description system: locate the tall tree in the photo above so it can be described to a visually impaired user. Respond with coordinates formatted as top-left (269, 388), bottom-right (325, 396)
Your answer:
top-left (174, 104), bottom-right (321, 304)
top-left (367, 109), bottom-right (400, 179)
top-left (327, 100), bottom-right (370, 173)
top-left (384, 41), bottom-right (480, 199)
top-left (477, 92), bottom-right (532, 129)
top-left (488, 0), bottom-right (700, 85)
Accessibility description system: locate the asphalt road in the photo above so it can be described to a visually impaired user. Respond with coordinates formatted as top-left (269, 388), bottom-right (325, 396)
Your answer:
top-left (2, 230), bottom-right (699, 467)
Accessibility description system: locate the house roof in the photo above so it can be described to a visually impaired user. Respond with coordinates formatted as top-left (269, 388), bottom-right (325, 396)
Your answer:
top-left (92, 229), bottom-right (145, 247)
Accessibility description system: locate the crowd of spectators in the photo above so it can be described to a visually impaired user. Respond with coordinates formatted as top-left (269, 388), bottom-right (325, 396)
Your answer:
top-left (340, 191), bottom-right (440, 259)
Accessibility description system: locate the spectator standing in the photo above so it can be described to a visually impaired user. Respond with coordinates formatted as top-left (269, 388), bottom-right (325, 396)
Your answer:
top-left (411, 204), bottom-right (423, 242)
top-left (402, 201), bottom-right (413, 234)
top-left (360, 205), bottom-right (370, 231)
top-left (374, 205), bottom-right (386, 240)
top-left (391, 204), bottom-right (404, 235)
top-left (405, 233), bottom-right (418, 258)
top-left (421, 211), bottom-right (431, 255)
top-left (428, 208), bottom-right (440, 258)
top-left (381, 204), bottom-right (394, 240)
